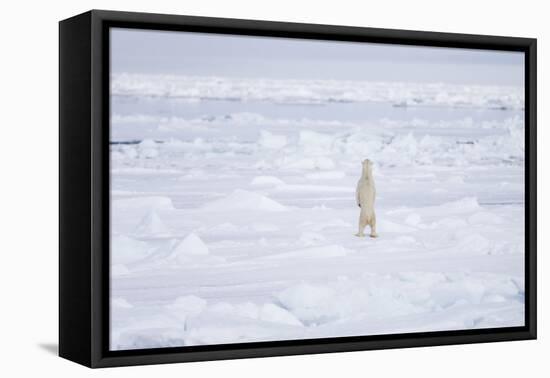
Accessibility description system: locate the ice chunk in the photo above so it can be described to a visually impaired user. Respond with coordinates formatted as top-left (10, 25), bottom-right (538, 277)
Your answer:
top-left (455, 232), bottom-right (493, 254)
top-left (378, 219), bottom-right (416, 233)
top-left (259, 303), bottom-right (302, 326)
top-left (298, 130), bottom-right (335, 155)
top-left (112, 297), bottom-right (133, 309)
top-left (258, 130), bottom-right (287, 149)
top-left (276, 283), bottom-right (337, 324)
top-left (202, 189), bottom-right (287, 212)
top-left (133, 210), bottom-right (171, 237)
top-left (431, 280), bottom-right (486, 308)
top-left (171, 233), bottom-right (210, 261)
top-left (165, 295), bottom-right (207, 317)
top-left (419, 197), bottom-right (481, 218)
top-left (115, 325), bottom-right (185, 350)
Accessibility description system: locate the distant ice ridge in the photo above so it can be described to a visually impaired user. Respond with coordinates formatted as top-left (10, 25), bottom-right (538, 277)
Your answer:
top-left (111, 115), bottom-right (525, 169)
top-left (111, 73), bottom-right (524, 110)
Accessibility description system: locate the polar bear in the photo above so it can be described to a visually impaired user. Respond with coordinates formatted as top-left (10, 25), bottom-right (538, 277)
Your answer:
top-left (355, 159), bottom-right (378, 238)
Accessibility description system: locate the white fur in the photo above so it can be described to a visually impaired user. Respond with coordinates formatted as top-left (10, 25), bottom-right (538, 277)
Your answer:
top-left (355, 159), bottom-right (378, 238)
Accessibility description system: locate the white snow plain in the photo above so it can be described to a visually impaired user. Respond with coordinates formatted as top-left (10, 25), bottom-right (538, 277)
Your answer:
top-left (110, 74), bottom-right (525, 350)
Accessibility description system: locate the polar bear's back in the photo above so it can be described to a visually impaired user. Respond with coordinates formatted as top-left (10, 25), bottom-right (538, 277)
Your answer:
top-left (357, 179), bottom-right (376, 213)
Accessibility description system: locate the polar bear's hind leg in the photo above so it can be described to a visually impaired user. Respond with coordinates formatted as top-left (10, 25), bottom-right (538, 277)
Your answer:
top-left (369, 212), bottom-right (378, 238)
top-left (355, 212), bottom-right (368, 237)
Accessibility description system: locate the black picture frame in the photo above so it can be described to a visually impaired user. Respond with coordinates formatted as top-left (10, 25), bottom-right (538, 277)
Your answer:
top-left (59, 9), bottom-right (537, 368)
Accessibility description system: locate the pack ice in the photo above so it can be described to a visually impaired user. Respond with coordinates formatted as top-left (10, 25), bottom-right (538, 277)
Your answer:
top-left (110, 74), bottom-right (525, 350)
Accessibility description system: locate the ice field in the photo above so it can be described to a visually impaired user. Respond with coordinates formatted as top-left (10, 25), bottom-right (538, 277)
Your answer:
top-left (110, 74), bottom-right (525, 350)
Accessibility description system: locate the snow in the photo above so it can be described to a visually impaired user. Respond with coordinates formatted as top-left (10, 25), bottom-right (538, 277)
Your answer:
top-left (138, 139), bottom-right (159, 158)
top-left (405, 213), bottom-right (423, 226)
top-left (305, 171), bottom-right (346, 180)
top-left (250, 175), bottom-right (286, 187)
top-left (468, 212), bottom-right (503, 225)
top-left (113, 196), bottom-right (174, 212)
top-left (299, 231), bottom-right (327, 246)
top-left (264, 244), bottom-right (352, 259)
top-left (109, 73), bottom-right (525, 351)
top-left (111, 236), bottom-right (152, 264)
top-left (111, 264), bottom-right (130, 276)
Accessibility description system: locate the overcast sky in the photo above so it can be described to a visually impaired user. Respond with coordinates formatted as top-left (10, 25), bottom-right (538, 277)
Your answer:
top-left (111, 27), bottom-right (524, 86)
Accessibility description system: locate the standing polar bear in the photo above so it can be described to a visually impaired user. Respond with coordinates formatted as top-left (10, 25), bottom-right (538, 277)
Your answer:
top-left (355, 159), bottom-right (378, 238)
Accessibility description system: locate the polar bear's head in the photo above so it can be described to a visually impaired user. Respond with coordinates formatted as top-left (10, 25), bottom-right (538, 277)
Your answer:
top-left (362, 159), bottom-right (373, 169)
top-left (361, 159), bottom-right (374, 176)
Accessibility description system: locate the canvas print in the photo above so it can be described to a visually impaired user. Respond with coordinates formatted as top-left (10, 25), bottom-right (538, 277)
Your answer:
top-left (109, 28), bottom-right (525, 351)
